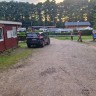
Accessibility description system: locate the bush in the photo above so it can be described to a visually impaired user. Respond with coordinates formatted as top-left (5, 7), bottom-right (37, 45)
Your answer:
top-left (17, 30), bottom-right (93, 41)
top-left (35, 30), bottom-right (43, 32)
top-left (46, 32), bottom-right (71, 35)
top-left (46, 30), bottom-right (93, 36)
top-left (17, 32), bottom-right (26, 41)
top-left (81, 30), bottom-right (92, 36)
top-left (17, 32), bottom-right (26, 36)
top-left (18, 36), bottom-right (26, 41)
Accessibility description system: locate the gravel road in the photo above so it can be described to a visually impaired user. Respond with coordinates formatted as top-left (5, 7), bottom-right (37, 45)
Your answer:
top-left (0, 38), bottom-right (96, 96)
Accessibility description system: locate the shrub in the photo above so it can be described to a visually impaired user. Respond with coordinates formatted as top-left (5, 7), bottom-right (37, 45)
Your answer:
top-left (81, 30), bottom-right (92, 36)
top-left (17, 30), bottom-right (93, 41)
top-left (46, 30), bottom-right (93, 36)
top-left (18, 36), bottom-right (26, 41)
top-left (17, 32), bottom-right (26, 36)
top-left (35, 30), bottom-right (43, 32)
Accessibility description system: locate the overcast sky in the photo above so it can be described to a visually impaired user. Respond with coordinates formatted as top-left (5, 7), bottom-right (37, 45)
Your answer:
top-left (0, 0), bottom-right (46, 4)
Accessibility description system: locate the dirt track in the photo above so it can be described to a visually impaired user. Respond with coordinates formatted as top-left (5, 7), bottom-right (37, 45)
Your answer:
top-left (0, 38), bottom-right (96, 96)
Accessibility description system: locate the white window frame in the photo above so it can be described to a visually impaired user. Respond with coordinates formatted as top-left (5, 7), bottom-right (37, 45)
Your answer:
top-left (7, 30), bottom-right (13, 38)
top-left (0, 27), bottom-right (4, 41)
top-left (12, 27), bottom-right (17, 38)
top-left (7, 27), bottom-right (17, 38)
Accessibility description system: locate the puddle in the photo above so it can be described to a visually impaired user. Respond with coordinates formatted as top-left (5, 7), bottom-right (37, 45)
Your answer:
top-left (40, 67), bottom-right (56, 76)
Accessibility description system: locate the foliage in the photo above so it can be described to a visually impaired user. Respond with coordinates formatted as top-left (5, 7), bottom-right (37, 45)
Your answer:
top-left (35, 30), bottom-right (43, 32)
top-left (17, 29), bottom-right (93, 41)
top-left (17, 32), bottom-right (26, 41)
top-left (47, 30), bottom-right (92, 36)
top-left (93, 0), bottom-right (96, 29)
top-left (17, 32), bottom-right (26, 36)
top-left (18, 36), bottom-right (26, 41)
top-left (0, 0), bottom-right (95, 28)
top-left (81, 30), bottom-right (92, 35)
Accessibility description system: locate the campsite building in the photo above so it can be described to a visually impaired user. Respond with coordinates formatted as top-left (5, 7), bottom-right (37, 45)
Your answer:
top-left (65, 22), bottom-right (91, 29)
top-left (28, 26), bottom-right (56, 31)
top-left (0, 20), bottom-right (22, 51)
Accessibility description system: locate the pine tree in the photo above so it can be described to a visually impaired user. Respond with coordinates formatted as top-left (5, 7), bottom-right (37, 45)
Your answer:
top-left (93, 0), bottom-right (96, 29)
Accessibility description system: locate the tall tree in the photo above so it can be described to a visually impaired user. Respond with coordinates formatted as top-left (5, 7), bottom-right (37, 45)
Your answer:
top-left (93, 0), bottom-right (96, 29)
top-left (0, 0), bottom-right (95, 28)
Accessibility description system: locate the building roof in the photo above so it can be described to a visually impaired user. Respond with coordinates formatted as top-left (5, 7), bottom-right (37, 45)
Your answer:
top-left (32, 26), bottom-right (56, 28)
top-left (56, 28), bottom-right (73, 32)
top-left (0, 20), bottom-right (22, 25)
top-left (65, 22), bottom-right (91, 26)
top-left (61, 28), bottom-right (73, 31)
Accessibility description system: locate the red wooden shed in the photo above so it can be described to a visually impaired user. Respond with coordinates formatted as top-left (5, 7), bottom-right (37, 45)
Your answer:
top-left (0, 20), bottom-right (22, 51)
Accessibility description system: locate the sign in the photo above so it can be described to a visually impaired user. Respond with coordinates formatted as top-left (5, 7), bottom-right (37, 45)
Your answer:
top-left (7, 27), bottom-right (17, 38)
top-left (94, 34), bottom-right (96, 38)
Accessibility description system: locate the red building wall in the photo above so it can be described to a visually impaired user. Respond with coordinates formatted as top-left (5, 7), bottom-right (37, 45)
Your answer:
top-left (0, 24), bottom-right (5, 51)
top-left (65, 25), bottom-right (89, 29)
top-left (4, 24), bottom-right (18, 50)
top-left (0, 41), bottom-right (5, 51)
top-left (0, 24), bottom-right (18, 51)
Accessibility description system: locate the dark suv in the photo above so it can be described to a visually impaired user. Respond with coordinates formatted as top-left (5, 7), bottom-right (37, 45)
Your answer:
top-left (26, 32), bottom-right (50, 48)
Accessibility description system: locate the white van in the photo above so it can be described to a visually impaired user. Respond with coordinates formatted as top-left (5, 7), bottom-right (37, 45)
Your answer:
top-left (17, 28), bottom-right (26, 32)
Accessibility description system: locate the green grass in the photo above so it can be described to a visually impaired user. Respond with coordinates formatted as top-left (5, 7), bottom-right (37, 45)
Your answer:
top-left (18, 42), bottom-right (27, 48)
top-left (51, 36), bottom-right (93, 40)
top-left (0, 42), bottom-right (33, 70)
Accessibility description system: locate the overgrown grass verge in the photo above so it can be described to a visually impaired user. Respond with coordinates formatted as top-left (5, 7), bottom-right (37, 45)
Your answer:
top-left (0, 42), bottom-right (33, 71)
top-left (18, 41), bottom-right (27, 48)
top-left (76, 41), bottom-right (90, 45)
top-left (51, 36), bottom-right (93, 40)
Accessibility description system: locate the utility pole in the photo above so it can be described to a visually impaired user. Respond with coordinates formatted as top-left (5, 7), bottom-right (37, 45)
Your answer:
top-left (31, 21), bottom-right (32, 32)
top-left (77, 21), bottom-right (79, 31)
top-left (53, 17), bottom-right (54, 26)
top-left (44, 17), bottom-right (45, 32)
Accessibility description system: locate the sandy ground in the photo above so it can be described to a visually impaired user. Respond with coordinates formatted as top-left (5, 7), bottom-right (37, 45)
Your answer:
top-left (0, 38), bottom-right (96, 96)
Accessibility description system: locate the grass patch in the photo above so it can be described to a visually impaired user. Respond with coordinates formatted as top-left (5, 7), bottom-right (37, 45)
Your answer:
top-left (18, 42), bottom-right (26, 46)
top-left (51, 36), bottom-right (93, 40)
top-left (76, 41), bottom-right (90, 45)
top-left (0, 42), bottom-right (33, 71)
top-left (18, 42), bottom-right (27, 48)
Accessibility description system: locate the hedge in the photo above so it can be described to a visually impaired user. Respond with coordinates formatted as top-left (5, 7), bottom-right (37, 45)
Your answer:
top-left (18, 36), bottom-right (26, 41)
top-left (46, 30), bottom-right (93, 36)
top-left (17, 30), bottom-right (93, 41)
top-left (81, 30), bottom-right (92, 36)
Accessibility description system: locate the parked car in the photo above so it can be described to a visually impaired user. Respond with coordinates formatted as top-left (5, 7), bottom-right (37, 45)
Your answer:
top-left (26, 32), bottom-right (50, 48)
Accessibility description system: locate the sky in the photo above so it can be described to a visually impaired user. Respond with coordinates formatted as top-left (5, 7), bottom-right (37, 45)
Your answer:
top-left (0, 0), bottom-right (63, 4)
